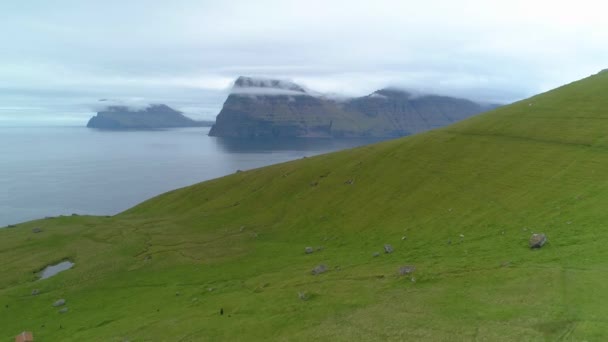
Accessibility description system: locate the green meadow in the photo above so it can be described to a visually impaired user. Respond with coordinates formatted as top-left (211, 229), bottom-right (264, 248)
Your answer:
top-left (3, 72), bottom-right (608, 340)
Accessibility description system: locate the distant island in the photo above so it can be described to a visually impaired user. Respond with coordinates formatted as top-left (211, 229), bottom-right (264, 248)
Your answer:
top-left (87, 104), bottom-right (213, 130)
top-left (209, 76), bottom-right (500, 138)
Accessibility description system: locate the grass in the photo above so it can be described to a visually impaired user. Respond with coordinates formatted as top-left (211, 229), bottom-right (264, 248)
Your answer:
top-left (3, 71), bottom-right (608, 340)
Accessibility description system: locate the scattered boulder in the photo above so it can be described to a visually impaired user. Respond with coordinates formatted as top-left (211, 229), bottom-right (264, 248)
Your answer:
top-left (529, 233), bottom-right (547, 249)
top-left (372, 252), bottom-right (380, 257)
top-left (398, 265), bottom-right (416, 276)
top-left (58, 307), bottom-right (69, 314)
top-left (344, 179), bottom-right (355, 185)
top-left (31, 289), bottom-right (40, 296)
top-left (384, 244), bottom-right (394, 254)
top-left (298, 291), bottom-right (310, 301)
top-left (53, 299), bottom-right (66, 307)
top-left (311, 264), bottom-right (327, 275)
top-left (305, 247), bottom-right (314, 254)
top-left (32, 228), bottom-right (43, 233)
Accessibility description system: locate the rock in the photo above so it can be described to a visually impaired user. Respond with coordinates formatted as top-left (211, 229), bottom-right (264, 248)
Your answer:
top-left (53, 299), bottom-right (66, 307)
top-left (398, 265), bottom-right (416, 275)
top-left (58, 307), bottom-right (69, 314)
top-left (87, 104), bottom-right (213, 130)
top-left (305, 247), bottom-right (314, 254)
top-left (529, 233), bottom-right (547, 249)
top-left (32, 227), bottom-right (43, 233)
top-left (384, 244), bottom-right (394, 254)
top-left (31, 289), bottom-right (40, 296)
top-left (372, 252), bottom-right (380, 257)
top-left (209, 76), bottom-right (498, 139)
top-left (344, 179), bottom-right (355, 185)
top-left (298, 291), bottom-right (309, 301)
top-left (311, 264), bottom-right (327, 275)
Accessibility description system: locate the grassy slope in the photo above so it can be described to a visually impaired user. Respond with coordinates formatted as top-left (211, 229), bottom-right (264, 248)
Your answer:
top-left (3, 72), bottom-right (608, 340)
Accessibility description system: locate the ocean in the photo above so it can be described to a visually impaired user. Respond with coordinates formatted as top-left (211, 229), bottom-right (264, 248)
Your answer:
top-left (0, 126), bottom-right (384, 227)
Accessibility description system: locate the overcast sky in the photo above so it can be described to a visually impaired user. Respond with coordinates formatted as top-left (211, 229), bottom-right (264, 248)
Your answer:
top-left (1, 0), bottom-right (607, 125)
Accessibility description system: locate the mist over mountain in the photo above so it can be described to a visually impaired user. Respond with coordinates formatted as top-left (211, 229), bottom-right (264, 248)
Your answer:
top-left (209, 76), bottom-right (500, 138)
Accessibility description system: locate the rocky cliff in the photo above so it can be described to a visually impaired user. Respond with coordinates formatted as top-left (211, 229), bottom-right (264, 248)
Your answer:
top-left (209, 76), bottom-right (499, 138)
top-left (87, 104), bottom-right (212, 130)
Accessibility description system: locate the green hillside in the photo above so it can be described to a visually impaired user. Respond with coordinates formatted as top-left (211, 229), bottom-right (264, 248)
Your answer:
top-left (3, 72), bottom-right (608, 340)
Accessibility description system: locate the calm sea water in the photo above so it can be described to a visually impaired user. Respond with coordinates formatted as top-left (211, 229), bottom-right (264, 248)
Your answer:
top-left (0, 126), bottom-right (385, 227)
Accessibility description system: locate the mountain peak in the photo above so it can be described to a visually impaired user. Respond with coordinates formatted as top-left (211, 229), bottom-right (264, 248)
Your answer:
top-left (370, 88), bottom-right (412, 99)
top-left (232, 76), bottom-right (307, 94)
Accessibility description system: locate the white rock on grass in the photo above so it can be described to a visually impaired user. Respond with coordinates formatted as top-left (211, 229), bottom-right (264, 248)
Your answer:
top-left (529, 233), bottom-right (547, 249)
top-left (384, 244), bottom-right (394, 254)
top-left (311, 265), bottom-right (327, 275)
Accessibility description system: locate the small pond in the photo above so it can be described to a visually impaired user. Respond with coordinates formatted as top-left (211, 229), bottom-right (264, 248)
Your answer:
top-left (39, 260), bottom-right (74, 280)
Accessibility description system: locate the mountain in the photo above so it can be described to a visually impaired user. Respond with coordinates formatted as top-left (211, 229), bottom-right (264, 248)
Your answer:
top-left (209, 76), bottom-right (499, 138)
top-left (87, 104), bottom-right (213, 130)
top-left (3, 71), bottom-right (608, 340)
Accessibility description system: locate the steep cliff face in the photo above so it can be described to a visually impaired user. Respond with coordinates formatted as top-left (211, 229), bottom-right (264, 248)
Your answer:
top-left (87, 104), bottom-right (212, 130)
top-left (209, 77), bottom-right (499, 138)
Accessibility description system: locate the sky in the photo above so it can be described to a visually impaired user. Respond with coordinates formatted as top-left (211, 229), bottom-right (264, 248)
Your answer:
top-left (1, 0), bottom-right (607, 125)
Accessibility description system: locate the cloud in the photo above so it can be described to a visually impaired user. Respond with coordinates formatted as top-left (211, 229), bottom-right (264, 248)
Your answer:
top-left (1, 0), bottom-right (607, 125)
top-left (90, 98), bottom-right (151, 112)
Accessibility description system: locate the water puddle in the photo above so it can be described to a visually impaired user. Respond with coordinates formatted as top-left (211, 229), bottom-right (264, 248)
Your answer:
top-left (39, 260), bottom-right (74, 280)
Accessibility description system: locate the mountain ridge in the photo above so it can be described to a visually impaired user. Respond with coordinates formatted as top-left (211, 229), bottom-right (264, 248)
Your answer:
top-left (209, 76), bottom-right (500, 138)
top-left (87, 104), bottom-right (213, 130)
